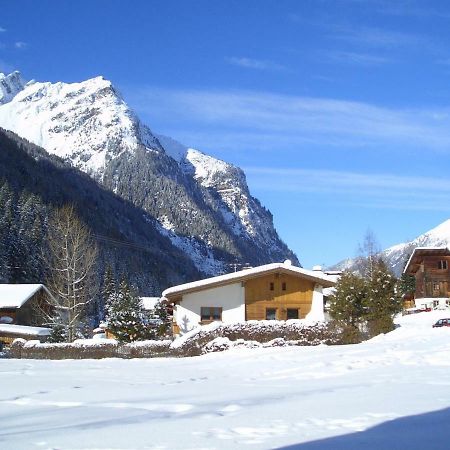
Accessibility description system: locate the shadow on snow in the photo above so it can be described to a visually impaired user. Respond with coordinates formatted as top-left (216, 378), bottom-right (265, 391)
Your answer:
top-left (276, 407), bottom-right (450, 450)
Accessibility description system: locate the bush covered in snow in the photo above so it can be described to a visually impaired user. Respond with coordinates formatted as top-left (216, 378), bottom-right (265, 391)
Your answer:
top-left (170, 320), bottom-right (345, 357)
top-left (9, 338), bottom-right (171, 360)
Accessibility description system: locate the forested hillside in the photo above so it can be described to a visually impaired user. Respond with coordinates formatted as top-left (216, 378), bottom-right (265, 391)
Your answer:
top-left (0, 128), bottom-right (202, 299)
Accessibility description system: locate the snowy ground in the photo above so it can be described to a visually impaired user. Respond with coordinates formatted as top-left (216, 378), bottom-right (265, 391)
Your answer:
top-left (1, 312), bottom-right (450, 450)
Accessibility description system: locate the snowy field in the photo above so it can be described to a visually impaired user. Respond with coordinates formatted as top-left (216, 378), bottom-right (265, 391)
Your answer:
top-left (2, 312), bottom-right (450, 450)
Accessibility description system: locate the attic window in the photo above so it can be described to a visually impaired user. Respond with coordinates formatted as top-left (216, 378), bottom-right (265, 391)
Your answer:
top-left (269, 282), bottom-right (274, 291)
top-left (282, 282), bottom-right (287, 291)
top-left (438, 260), bottom-right (448, 270)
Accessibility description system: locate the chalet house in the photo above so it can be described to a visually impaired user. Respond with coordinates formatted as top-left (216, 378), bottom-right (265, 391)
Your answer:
top-left (0, 284), bottom-right (54, 344)
top-left (162, 261), bottom-right (336, 335)
top-left (403, 247), bottom-right (450, 309)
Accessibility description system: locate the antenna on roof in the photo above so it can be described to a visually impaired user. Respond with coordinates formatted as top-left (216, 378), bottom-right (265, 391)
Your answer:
top-left (227, 262), bottom-right (252, 272)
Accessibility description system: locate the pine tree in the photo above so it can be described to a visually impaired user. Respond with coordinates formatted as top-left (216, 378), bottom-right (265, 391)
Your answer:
top-left (102, 265), bottom-right (116, 305)
top-left (105, 280), bottom-right (154, 342)
top-left (365, 259), bottom-right (403, 336)
top-left (329, 271), bottom-right (367, 329)
top-left (152, 299), bottom-right (171, 337)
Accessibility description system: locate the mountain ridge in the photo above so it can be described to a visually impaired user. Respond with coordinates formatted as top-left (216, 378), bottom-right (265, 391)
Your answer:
top-left (0, 71), bottom-right (298, 274)
top-left (333, 219), bottom-right (450, 276)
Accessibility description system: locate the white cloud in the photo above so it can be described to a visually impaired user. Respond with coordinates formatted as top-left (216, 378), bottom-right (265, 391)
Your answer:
top-left (128, 87), bottom-right (450, 152)
top-left (325, 50), bottom-right (391, 66)
top-left (244, 167), bottom-right (450, 211)
top-left (331, 25), bottom-right (423, 48)
top-left (14, 41), bottom-right (27, 49)
top-left (226, 57), bottom-right (287, 71)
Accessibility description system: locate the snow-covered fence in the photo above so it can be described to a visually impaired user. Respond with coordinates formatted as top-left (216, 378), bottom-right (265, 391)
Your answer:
top-left (9, 338), bottom-right (171, 360)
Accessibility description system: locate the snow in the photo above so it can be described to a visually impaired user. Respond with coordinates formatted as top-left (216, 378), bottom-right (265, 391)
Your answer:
top-left (163, 261), bottom-right (335, 298)
top-left (0, 283), bottom-right (47, 308)
top-left (156, 221), bottom-right (227, 275)
top-left (2, 311), bottom-right (450, 449)
top-left (0, 72), bottom-right (163, 174)
top-left (140, 297), bottom-right (161, 310)
top-left (0, 71), bottom-right (26, 104)
top-left (0, 324), bottom-right (50, 336)
top-left (156, 133), bottom-right (188, 161)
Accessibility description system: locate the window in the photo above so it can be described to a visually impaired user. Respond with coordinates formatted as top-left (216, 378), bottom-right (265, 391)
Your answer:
top-left (433, 282), bottom-right (440, 291)
top-left (282, 282), bottom-right (287, 291)
top-left (266, 308), bottom-right (277, 320)
top-left (438, 260), bottom-right (448, 270)
top-left (269, 282), bottom-right (274, 291)
top-left (287, 308), bottom-right (299, 319)
top-left (200, 307), bottom-right (222, 323)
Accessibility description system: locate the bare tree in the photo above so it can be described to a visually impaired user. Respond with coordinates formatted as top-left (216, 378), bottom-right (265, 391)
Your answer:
top-left (356, 229), bottom-right (382, 279)
top-left (42, 205), bottom-right (98, 342)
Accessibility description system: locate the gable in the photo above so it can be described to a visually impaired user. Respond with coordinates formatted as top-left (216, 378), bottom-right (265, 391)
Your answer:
top-left (0, 284), bottom-right (46, 309)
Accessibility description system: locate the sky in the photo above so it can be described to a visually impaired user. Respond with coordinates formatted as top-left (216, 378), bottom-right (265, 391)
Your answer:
top-left (2, 0), bottom-right (450, 268)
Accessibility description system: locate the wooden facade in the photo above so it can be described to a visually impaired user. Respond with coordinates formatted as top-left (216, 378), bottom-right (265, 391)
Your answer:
top-left (245, 273), bottom-right (315, 320)
top-left (163, 263), bottom-right (335, 333)
top-left (0, 290), bottom-right (51, 326)
top-left (404, 248), bottom-right (450, 299)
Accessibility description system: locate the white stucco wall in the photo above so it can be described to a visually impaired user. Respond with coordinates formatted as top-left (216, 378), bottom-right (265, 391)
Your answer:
top-left (415, 297), bottom-right (449, 310)
top-left (174, 282), bottom-right (245, 333)
top-left (306, 284), bottom-right (325, 321)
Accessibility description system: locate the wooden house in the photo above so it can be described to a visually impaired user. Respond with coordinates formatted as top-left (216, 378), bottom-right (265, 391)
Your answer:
top-left (403, 247), bottom-right (450, 309)
top-left (162, 261), bottom-right (336, 335)
top-left (0, 284), bottom-right (54, 344)
top-left (0, 284), bottom-right (54, 325)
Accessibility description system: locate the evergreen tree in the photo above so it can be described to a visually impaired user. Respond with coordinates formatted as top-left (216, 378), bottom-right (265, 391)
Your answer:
top-left (105, 280), bottom-right (155, 342)
top-left (102, 265), bottom-right (116, 305)
top-left (398, 273), bottom-right (416, 297)
top-left (365, 259), bottom-right (403, 335)
top-left (329, 271), bottom-right (367, 330)
top-left (151, 299), bottom-right (171, 337)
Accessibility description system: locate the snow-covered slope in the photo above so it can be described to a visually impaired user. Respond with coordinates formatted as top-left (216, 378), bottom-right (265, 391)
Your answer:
top-left (0, 71), bottom-right (298, 274)
top-left (335, 219), bottom-right (450, 276)
top-left (2, 311), bottom-right (450, 449)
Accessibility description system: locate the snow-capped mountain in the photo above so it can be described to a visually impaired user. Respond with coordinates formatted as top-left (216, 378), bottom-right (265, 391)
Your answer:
top-left (0, 71), bottom-right (26, 104)
top-left (160, 135), bottom-right (282, 244)
top-left (0, 74), bottom-right (162, 174)
top-left (0, 71), bottom-right (298, 274)
top-left (334, 219), bottom-right (450, 276)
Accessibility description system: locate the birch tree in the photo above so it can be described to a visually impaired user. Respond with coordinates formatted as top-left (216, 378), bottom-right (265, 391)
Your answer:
top-left (43, 205), bottom-right (98, 342)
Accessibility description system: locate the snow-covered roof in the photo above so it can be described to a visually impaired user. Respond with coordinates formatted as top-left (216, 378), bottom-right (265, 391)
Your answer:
top-left (403, 247), bottom-right (450, 274)
top-left (0, 284), bottom-right (52, 309)
top-left (162, 262), bottom-right (336, 299)
top-left (0, 324), bottom-right (51, 336)
top-left (140, 297), bottom-right (160, 310)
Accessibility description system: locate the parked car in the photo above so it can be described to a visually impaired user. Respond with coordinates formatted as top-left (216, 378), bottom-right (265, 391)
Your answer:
top-left (432, 318), bottom-right (450, 328)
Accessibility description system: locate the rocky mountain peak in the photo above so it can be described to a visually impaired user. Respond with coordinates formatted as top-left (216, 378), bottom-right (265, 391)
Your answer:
top-left (0, 73), bottom-right (163, 174)
top-left (0, 71), bottom-right (26, 104)
top-left (0, 71), bottom-right (299, 274)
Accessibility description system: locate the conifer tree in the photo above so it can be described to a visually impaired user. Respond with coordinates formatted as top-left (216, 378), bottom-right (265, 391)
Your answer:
top-left (329, 271), bottom-right (367, 329)
top-left (365, 259), bottom-right (403, 335)
top-left (105, 279), bottom-right (154, 342)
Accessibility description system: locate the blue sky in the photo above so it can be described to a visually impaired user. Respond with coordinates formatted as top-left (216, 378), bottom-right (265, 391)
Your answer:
top-left (2, 0), bottom-right (450, 268)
